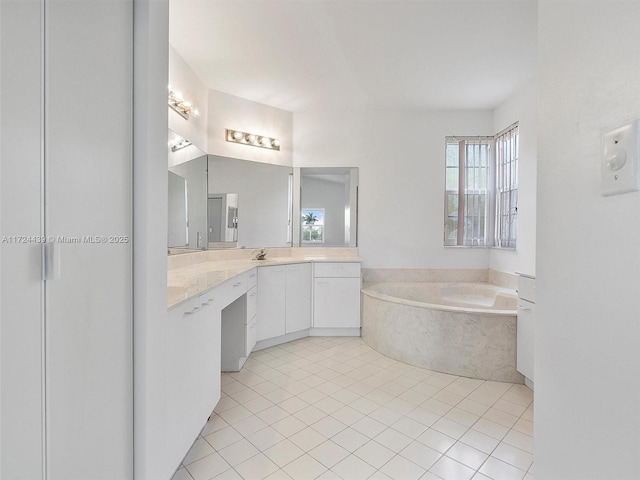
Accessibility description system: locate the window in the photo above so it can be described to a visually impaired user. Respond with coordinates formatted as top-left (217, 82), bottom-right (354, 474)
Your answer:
top-left (301, 208), bottom-right (325, 243)
top-left (444, 123), bottom-right (519, 248)
top-left (495, 125), bottom-right (519, 248)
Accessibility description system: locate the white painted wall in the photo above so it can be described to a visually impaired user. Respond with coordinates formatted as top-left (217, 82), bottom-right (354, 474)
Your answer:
top-left (536, 1), bottom-right (640, 478)
top-left (169, 44), bottom-right (209, 152)
top-left (490, 79), bottom-right (537, 275)
top-left (133, 1), bottom-right (175, 479)
top-left (293, 110), bottom-right (494, 269)
top-left (208, 89), bottom-right (293, 167)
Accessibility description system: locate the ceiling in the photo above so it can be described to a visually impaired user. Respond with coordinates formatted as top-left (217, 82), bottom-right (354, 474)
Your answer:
top-left (169, 0), bottom-right (537, 113)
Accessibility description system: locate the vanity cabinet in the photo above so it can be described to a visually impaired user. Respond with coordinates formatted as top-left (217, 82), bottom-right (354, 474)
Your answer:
top-left (256, 266), bottom-right (286, 340)
top-left (166, 293), bottom-right (221, 476)
top-left (286, 263), bottom-right (313, 333)
top-left (220, 268), bottom-right (257, 372)
top-left (256, 263), bottom-right (312, 344)
top-left (313, 263), bottom-right (361, 330)
top-left (517, 274), bottom-right (535, 383)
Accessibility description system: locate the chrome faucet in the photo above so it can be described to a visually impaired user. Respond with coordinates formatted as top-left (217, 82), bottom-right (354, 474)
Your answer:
top-left (253, 248), bottom-right (267, 260)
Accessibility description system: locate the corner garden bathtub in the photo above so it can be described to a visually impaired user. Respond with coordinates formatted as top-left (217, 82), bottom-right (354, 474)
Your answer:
top-left (361, 282), bottom-right (523, 383)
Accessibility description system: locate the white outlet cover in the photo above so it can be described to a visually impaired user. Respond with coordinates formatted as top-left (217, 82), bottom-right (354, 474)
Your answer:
top-left (602, 120), bottom-right (640, 196)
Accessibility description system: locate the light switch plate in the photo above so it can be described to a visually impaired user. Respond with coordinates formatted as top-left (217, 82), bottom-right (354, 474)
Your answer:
top-left (602, 120), bottom-right (640, 196)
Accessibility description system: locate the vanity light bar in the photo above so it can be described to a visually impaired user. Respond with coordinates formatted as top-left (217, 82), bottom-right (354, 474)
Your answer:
top-left (168, 86), bottom-right (200, 120)
top-left (226, 129), bottom-right (281, 151)
top-left (168, 134), bottom-right (192, 152)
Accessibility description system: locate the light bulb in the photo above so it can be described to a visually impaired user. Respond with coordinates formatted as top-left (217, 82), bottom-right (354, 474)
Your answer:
top-left (260, 136), bottom-right (271, 146)
top-left (232, 130), bottom-right (244, 141)
top-left (192, 109), bottom-right (200, 117)
top-left (271, 139), bottom-right (281, 148)
top-left (246, 134), bottom-right (257, 144)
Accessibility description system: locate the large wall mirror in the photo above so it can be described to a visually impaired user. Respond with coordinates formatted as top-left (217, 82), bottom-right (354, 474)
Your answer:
top-left (167, 129), bottom-right (294, 253)
top-left (168, 132), bottom-right (358, 253)
top-left (294, 167), bottom-right (359, 247)
top-left (168, 130), bottom-right (208, 252)
top-left (208, 155), bottom-right (293, 249)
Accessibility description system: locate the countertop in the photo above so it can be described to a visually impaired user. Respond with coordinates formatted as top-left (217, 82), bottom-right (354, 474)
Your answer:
top-left (168, 252), bottom-right (361, 309)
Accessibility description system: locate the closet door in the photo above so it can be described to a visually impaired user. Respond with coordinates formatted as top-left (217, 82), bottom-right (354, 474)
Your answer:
top-left (0, 1), bottom-right (45, 479)
top-left (44, 1), bottom-right (133, 479)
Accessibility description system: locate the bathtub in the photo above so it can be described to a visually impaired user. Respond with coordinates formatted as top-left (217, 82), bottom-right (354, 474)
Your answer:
top-left (361, 282), bottom-right (523, 383)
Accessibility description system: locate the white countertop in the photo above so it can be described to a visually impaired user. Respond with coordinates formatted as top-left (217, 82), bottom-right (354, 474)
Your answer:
top-left (168, 250), bottom-right (361, 309)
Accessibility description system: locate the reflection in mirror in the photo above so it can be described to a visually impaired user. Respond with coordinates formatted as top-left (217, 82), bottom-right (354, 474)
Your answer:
top-left (168, 129), bottom-right (207, 253)
top-left (208, 155), bottom-right (293, 249)
top-left (168, 171), bottom-right (188, 247)
top-left (295, 167), bottom-right (359, 247)
top-left (207, 193), bottom-right (238, 248)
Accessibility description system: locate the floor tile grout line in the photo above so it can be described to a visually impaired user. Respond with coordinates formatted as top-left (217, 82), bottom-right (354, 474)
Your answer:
top-left (175, 337), bottom-right (533, 480)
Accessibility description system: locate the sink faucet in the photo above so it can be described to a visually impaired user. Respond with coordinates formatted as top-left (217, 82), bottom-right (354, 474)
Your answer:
top-left (253, 248), bottom-right (267, 260)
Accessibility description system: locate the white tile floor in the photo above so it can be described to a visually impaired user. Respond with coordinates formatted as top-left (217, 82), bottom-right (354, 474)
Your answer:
top-left (172, 337), bottom-right (534, 480)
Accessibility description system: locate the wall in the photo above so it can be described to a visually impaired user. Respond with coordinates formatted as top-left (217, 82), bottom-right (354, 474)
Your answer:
top-left (293, 110), bottom-right (494, 269)
top-left (301, 176), bottom-right (346, 246)
top-left (490, 79), bottom-right (537, 275)
top-left (536, 1), bottom-right (640, 478)
top-left (208, 89), bottom-right (293, 167)
top-left (169, 44), bottom-right (209, 152)
top-left (133, 1), bottom-right (174, 479)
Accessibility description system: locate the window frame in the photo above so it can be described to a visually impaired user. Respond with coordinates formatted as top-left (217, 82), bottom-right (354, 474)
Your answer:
top-left (444, 122), bottom-right (519, 249)
top-left (444, 136), bottom-right (494, 247)
top-left (494, 123), bottom-right (519, 249)
top-left (301, 208), bottom-right (325, 244)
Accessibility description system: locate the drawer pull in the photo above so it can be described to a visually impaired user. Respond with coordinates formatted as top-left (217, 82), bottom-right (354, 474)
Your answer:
top-left (233, 282), bottom-right (242, 287)
top-left (518, 305), bottom-right (532, 312)
top-left (184, 306), bottom-right (200, 316)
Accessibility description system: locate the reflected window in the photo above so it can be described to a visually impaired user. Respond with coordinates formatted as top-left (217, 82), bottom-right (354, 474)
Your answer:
top-left (301, 208), bottom-right (325, 243)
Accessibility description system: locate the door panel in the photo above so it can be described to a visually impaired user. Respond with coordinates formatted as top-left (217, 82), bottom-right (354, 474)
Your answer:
top-left (44, 1), bottom-right (133, 479)
top-left (0, 2), bottom-right (45, 478)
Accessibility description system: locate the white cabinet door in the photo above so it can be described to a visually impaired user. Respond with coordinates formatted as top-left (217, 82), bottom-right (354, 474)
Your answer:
top-left (165, 299), bottom-right (205, 475)
top-left (517, 299), bottom-right (535, 381)
top-left (198, 292), bottom-right (222, 424)
top-left (313, 277), bottom-right (361, 328)
top-left (257, 266), bottom-right (286, 341)
top-left (44, 2), bottom-right (133, 479)
top-left (285, 263), bottom-right (312, 333)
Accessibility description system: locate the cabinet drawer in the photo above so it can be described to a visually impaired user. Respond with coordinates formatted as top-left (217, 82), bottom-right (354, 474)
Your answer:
top-left (218, 273), bottom-right (248, 305)
top-left (246, 317), bottom-right (257, 355)
top-left (517, 275), bottom-right (536, 303)
top-left (198, 290), bottom-right (217, 309)
top-left (247, 285), bottom-right (258, 322)
top-left (517, 298), bottom-right (535, 380)
top-left (314, 262), bottom-right (361, 278)
top-left (247, 268), bottom-right (258, 289)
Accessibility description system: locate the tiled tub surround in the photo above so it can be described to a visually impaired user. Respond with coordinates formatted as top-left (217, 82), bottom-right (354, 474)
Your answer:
top-left (168, 247), bottom-right (360, 308)
top-left (361, 282), bottom-right (523, 383)
top-left (362, 268), bottom-right (518, 289)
